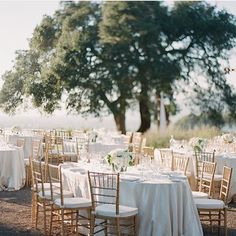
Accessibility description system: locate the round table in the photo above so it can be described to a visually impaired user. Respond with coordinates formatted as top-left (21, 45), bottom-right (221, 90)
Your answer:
top-left (0, 146), bottom-right (25, 190)
top-left (5, 133), bottom-right (42, 159)
top-left (61, 162), bottom-right (203, 236)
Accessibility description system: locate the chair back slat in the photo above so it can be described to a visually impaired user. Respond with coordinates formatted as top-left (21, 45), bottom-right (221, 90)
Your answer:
top-left (195, 150), bottom-right (215, 178)
top-left (220, 166), bottom-right (233, 203)
top-left (172, 152), bottom-right (189, 174)
top-left (17, 138), bottom-right (25, 148)
top-left (31, 160), bottom-right (45, 195)
top-left (88, 171), bottom-right (119, 214)
top-left (143, 147), bottom-right (154, 160)
top-left (31, 139), bottom-right (41, 161)
top-left (159, 149), bottom-right (173, 170)
top-left (47, 164), bottom-right (63, 204)
top-left (199, 161), bottom-right (216, 197)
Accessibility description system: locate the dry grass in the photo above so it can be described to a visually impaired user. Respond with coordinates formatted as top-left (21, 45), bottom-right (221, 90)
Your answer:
top-left (145, 125), bottom-right (221, 148)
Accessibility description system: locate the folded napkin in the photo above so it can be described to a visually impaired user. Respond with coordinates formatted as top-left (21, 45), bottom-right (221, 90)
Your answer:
top-left (120, 175), bottom-right (140, 182)
top-left (70, 168), bottom-right (87, 174)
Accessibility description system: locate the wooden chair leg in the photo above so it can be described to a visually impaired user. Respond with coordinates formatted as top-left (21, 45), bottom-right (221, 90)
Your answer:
top-left (90, 214), bottom-right (95, 236)
top-left (134, 215), bottom-right (137, 236)
top-left (75, 210), bottom-right (79, 236)
top-left (31, 192), bottom-right (36, 227)
top-left (104, 220), bottom-right (108, 236)
top-left (49, 205), bottom-right (53, 236)
top-left (218, 209), bottom-right (221, 236)
top-left (116, 218), bottom-right (121, 236)
top-left (35, 203), bottom-right (39, 228)
top-left (43, 202), bottom-right (47, 235)
top-left (224, 208), bottom-right (227, 236)
top-left (61, 209), bottom-right (65, 236)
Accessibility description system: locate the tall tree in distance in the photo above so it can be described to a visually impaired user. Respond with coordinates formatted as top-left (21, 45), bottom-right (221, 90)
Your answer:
top-left (0, 1), bottom-right (236, 133)
top-left (100, 1), bottom-right (236, 132)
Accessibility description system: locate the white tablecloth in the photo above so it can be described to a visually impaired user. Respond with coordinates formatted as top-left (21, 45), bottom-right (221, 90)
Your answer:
top-left (64, 141), bottom-right (125, 155)
top-left (6, 134), bottom-right (42, 159)
top-left (155, 148), bottom-right (236, 199)
top-left (215, 154), bottom-right (236, 200)
top-left (61, 163), bottom-right (203, 236)
top-left (0, 146), bottom-right (25, 190)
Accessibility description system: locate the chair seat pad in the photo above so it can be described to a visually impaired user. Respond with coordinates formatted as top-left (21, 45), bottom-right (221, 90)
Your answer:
top-left (63, 152), bottom-right (77, 157)
top-left (54, 197), bottom-right (92, 209)
top-left (49, 149), bottom-right (58, 155)
top-left (194, 198), bottom-right (225, 209)
top-left (214, 174), bottom-right (223, 181)
top-left (202, 173), bottom-right (223, 181)
top-left (192, 191), bottom-right (209, 199)
top-left (38, 189), bottom-right (73, 200)
top-left (33, 183), bottom-right (60, 191)
top-left (95, 204), bottom-right (138, 218)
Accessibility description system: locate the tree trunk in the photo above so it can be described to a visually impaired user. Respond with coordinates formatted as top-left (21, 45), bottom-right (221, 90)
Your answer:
top-left (113, 97), bottom-right (126, 134)
top-left (114, 112), bottom-right (126, 134)
top-left (156, 92), bottom-right (161, 130)
top-left (137, 85), bottom-right (151, 133)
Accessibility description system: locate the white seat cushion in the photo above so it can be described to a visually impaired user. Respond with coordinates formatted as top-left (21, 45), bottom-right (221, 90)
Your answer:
top-left (192, 191), bottom-right (209, 199)
top-left (38, 189), bottom-right (73, 200)
top-left (214, 174), bottom-right (223, 181)
top-left (33, 182), bottom-right (60, 191)
top-left (64, 152), bottom-right (77, 156)
top-left (194, 198), bottom-right (225, 209)
top-left (54, 197), bottom-right (92, 209)
top-left (202, 173), bottom-right (223, 181)
top-left (95, 204), bottom-right (138, 218)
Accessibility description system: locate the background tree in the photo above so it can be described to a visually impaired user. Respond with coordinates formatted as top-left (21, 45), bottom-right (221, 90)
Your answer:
top-left (100, 1), bottom-right (236, 132)
top-left (0, 1), bottom-right (236, 133)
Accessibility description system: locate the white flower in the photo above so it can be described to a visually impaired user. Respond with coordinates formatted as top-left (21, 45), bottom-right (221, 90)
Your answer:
top-left (88, 131), bottom-right (98, 142)
top-left (221, 133), bottom-right (234, 143)
top-left (11, 126), bottom-right (21, 133)
top-left (106, 148), bottom-right (134, 167)
top-left (189, 137), bottom-right (207, 152)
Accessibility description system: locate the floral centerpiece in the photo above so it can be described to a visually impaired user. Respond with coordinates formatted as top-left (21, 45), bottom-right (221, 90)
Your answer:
top-left (106, 148), bottom-right (134, 172)
top-left (88, 130), bottom-right (98, 143)
top-left (11, 126), bottom-right (22, 134)
top-left (189, 137), bottom-right (207, 152)
top-left (221, 133), bottom-right (234, 143)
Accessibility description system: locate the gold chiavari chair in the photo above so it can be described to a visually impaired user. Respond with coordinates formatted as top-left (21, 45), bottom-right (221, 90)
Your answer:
top-left (26, 139), bottom-right (42, 187)
top-left (32, 129), bottom-right (45, 137)
top-left (125, 131), bottom-right (133, 142)
top-left (195, 150), bottom-right (222, 194)
top-left (195, 150), bottom-right (215, 180)
top-left (172, 152), bottom-right (189, 175)
top-left (44, 135), bottom-right (62, 166)
top-left (123, 133), bottom-right (132, 149)
top-left (132, 135), bottom-right (145, 165)
top-left (194, 166), bottom-right (233, 236)
top-left (76, 136), bottom-right (90, 162)
top-left (47, 164), bottom-right (91, 236)
top-left (16, 138), bottom-right (25, 148)
top-left (142, 146), bottom-right (154, 160)
top-left (192, 161), bottom-right (216, 199)
top-left (72, 130), bottom-right (85, 138)
top-left (159, 148), bottom-right (173, 170)
top-left (61, 138), bottom-right (78, 163)
top-left (88, 171), bottom-right (138, 236)
top-left (31, 160), bottom-right (51, 235)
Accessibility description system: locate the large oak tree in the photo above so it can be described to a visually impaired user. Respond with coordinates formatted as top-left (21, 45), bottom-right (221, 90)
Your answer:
top-left (0, 1), bottom-right (236, 133)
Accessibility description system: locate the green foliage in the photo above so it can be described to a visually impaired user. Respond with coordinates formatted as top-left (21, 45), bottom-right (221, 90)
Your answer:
top-left (0, 1), bottom-right (236, 133)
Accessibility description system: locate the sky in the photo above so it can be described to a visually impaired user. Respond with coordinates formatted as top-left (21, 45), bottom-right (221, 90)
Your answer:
top-left (0, 0), bottom-right (236, 130)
